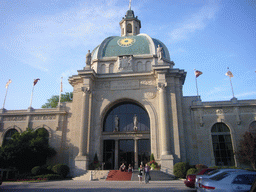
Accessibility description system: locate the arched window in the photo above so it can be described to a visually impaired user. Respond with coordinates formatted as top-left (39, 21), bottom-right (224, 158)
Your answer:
top-left (109, 63), bottom-right (114, 73)
top-left (36, 128), bottom-right (49, 143)
top-left (101, 64), bottom-right (106, 73)
top-left (249, 121), bottom-right (256, 134)
top-left (3, 129), bottom-right (18, 146)
top-left (103, 102), bottom-right (150, 132)
top-left (145, 61), bottom-right (151, 71)
top-left (211, 123), bottom-right (235, 166)
top-left (127, 24), bottom-right (132, 33)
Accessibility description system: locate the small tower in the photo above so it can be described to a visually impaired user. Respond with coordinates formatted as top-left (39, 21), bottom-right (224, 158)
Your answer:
top-left (120, 8), bottom-right (141, 37)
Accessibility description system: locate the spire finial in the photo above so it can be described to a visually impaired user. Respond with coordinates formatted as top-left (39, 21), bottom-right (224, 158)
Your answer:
top-left (129, 0), bottom-right (131, 10)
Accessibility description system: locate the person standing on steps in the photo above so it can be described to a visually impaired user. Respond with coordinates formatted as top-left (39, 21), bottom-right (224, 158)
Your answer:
top-left (138, 165), bottom-right (143, 184)
top-left (144, 163), bottom-right (150, 184)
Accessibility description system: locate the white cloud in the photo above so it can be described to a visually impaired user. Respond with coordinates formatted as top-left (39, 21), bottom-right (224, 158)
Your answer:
top-left (1, 2), bottom-right (126, 71)
top-left (169, 2), bottom-right (219, 42)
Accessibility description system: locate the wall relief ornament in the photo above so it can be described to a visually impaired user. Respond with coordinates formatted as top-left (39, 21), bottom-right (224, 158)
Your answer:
top-left (3, 116), bottom-right (26, 121)
top-left (140, 80), bottom-right (156, 86)
top-left (31, 115), bottom-right (56, 121)
top-left (117, 55), bottom-right (133, 72)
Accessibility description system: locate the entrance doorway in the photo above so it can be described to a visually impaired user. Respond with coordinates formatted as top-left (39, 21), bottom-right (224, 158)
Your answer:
top-left (119, 140), bottom-right (134, 167)
top-left (103, 140), bottom-right (115, 170)
top-left (138, 139), bottom-right (150, 166)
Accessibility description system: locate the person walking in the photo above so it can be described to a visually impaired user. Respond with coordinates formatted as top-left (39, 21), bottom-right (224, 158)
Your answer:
top-left (144, 163), bottom-right (150, 184)
top-left (138, 165), bottom-right (143, 184)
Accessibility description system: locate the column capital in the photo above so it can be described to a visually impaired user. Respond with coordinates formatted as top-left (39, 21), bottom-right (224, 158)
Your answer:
top-left (157, 82), bottom-right (167, 91)
top-left (81, 87), bottom-right (91, 94)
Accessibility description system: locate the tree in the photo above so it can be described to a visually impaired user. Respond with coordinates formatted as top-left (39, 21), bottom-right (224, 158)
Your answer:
top-left (236, 131), bottom-right (256, 170)
top-left (0, 128), bottom-right (56, 173)
top-left (42, 92), bottom-right (73, 108)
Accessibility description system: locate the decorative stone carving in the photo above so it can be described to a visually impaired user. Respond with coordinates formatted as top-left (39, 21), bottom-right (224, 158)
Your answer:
top-left (157, 44), bottom-right (163, 61)
top-left (3, 116), bottom-right (26, 121)
top-left (114, 115), bottom-right (119, 132)
top-left (117, 55), bottom-right (133, 72)
top-left (216, 109), bottom-right (224, 115)
top-left (31, 115), bottom-right (56, 120)
top-left (85, 50), bottom-right (91, 68)
top-left (157, 82), bottom-right (167, 91)
top-left (144, 90), bottom-right (157, 99)
top-left (111, 80), bottom-right (139, 90)
top-left (133, 114), bottom-right (138, 131)
top-left (81, 87), bottom-right (91, 94)
top-left (140, 80), bottom-right (156, 86)
top-left (240, 107), bottom-right (256, 113)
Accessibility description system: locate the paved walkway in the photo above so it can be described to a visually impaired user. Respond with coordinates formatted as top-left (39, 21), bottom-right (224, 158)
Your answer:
top-left (1, 180), bottom-right (196, 192)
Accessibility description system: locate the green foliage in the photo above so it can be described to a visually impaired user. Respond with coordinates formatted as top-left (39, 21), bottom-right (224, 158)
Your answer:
top-left (41, 92), bottom-right (73, 108)
top-left (31, 166), bottom-right (42, 175)
top-left (173, 162), bottom-right (190, 178)
top-left (30, 174), bottom-right (63, 180)
top-left (186, 168), bottom-right (197, 176)
top-left (150, 153), bottom-right (155, 161)
top-left (52, 164), bottom-right (70, 178)
top-left (236, 132), bottom-right (256, 170)
top-left (0, 128), bottom-right (56, 173)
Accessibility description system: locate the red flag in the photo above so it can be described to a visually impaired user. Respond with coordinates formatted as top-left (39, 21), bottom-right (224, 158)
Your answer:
top-left (194, 70), bottom-right (203, 78)
top-left (5, 79), bottom-right (12, 89)
top-left (33, 78), bottom-right (40, 86)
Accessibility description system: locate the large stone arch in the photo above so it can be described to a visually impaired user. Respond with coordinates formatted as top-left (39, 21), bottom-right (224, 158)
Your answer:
top-left (1, 126), bottom-right (22, 146)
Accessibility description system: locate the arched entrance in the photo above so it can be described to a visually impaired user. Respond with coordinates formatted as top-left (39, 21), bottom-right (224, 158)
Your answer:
top-left (102, 101), bottom-right (150, 170)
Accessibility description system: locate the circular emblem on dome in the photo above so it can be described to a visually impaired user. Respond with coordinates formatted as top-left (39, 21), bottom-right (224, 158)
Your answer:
top-left (117, 37), bottom-right (135, 47)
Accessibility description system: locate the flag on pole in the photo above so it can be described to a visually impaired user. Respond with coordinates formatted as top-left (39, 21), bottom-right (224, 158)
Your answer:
top-left (33, 78), bottom-right (40, 86)
top-left (225, 70), bottom-right (233, 77)
top-left (194, 70), bottom-right (203, 78)
top-left (5, 79), bottom-right (12, 89)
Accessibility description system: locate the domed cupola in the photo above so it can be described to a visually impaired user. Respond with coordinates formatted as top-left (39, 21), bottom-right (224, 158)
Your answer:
top-left (89, 4), bottom-right (174, 74)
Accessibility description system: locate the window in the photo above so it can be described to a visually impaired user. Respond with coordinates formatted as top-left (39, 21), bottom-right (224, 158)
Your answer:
top-left (3, 129), bottom-right (18, 146)
top-left (103, 102), bottom-right (150, 132)
top-left (127, 24), bottom-right (132, 33)
top-left (232, 174), bottom-right (256, 185)
top-left (211, 123), bottom-right (235, 166)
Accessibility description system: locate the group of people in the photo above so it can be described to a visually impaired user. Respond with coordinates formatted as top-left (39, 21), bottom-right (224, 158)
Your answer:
top-left (138, 164), bottom-right (151, 184)
top-left (120, 163), bottom-right (151, 184)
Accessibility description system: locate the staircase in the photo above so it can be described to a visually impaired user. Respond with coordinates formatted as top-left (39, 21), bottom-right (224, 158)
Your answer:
top-left (106, 170), bottom-right (132, 181)
top-left (73, 170), bottom-right (109, 181)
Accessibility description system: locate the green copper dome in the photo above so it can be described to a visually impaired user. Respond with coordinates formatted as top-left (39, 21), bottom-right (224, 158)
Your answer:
top-left (91, 34), bottom-right (170, 60)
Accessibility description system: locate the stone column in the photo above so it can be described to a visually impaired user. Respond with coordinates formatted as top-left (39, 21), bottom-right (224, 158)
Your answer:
top-left (75, 87), bottom-right (91, 172)
top-left (158, 83), bottom-right (171, 155)
top-left (114, 140), bottom-right (119, 170)
top-left (158, 82), bottom-right (174, 174)
top-left (134, 139), bottom-right (138, 169)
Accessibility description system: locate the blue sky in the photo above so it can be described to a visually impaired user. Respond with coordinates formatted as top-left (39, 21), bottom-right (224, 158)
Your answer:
top-left (0, 0), bottom-right (255, 110)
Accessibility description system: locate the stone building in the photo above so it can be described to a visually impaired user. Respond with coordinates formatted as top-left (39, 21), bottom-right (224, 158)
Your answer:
top-left (1, 8), bottom-right (256, 176)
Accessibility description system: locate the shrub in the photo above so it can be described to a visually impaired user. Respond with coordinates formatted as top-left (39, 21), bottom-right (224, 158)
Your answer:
top-left (30, 174), bottom-right (63, 180)
top-left (150, 153), bottom-right (155, 161)
top-left (186, 168), bottom-right (197, 176)
top-left (31, 166), bottom-right (42, 175)
top-left (52, 164), bottom-right (70, 178)
top-left (195, 164), bottom-right (208, 170)
top-left (173, 162), bottom-right (190, 178)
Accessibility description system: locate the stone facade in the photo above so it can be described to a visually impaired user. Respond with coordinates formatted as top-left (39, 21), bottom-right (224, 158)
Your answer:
top-left (1, 8), bottom-right (256, 176)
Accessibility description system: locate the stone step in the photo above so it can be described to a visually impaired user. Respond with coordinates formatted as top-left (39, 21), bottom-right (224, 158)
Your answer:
top-left (73, 170), bottom-right (109, 181)
top-left (131, 170), bottom-right (176, 181)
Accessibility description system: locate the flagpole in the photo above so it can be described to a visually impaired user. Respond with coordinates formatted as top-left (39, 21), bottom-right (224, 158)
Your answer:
top-left (58, 77), bottom-right (63, 106)
top-left (195, 75), bottom-right (199, 100)
top-left (229, 76), bottom-right (235, 98)
top-left (2, 86), bottom-right (9, 109)
top-left (29, 83), bottom-right (35, 108)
